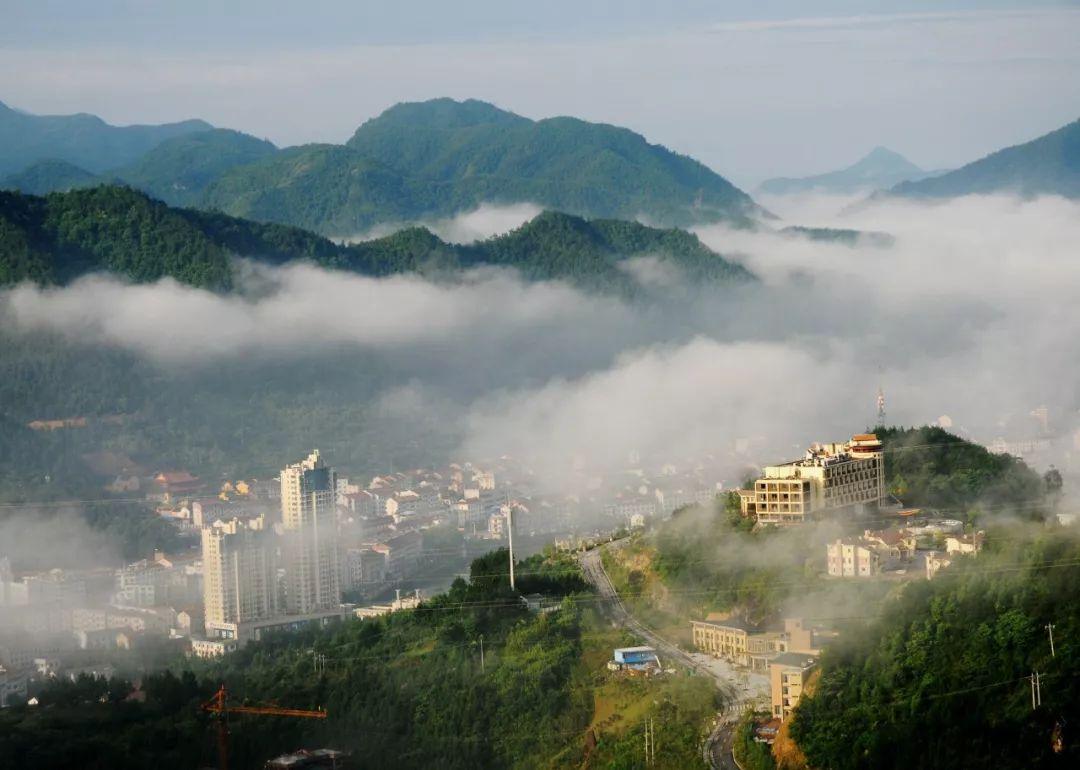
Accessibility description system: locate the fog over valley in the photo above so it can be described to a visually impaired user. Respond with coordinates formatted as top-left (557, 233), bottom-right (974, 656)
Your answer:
top-left (4, 193), bottom-right (1078, 490)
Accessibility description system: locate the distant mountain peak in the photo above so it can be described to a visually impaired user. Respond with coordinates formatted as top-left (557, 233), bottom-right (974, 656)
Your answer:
top-left (760, 145), bottom-right (931, 195)
top-left (361, 98), bottom-right (530, 131)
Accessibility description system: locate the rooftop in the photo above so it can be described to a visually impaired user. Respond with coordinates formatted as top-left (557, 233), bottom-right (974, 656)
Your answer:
top-left (771, 652), bottom-right (818, 669)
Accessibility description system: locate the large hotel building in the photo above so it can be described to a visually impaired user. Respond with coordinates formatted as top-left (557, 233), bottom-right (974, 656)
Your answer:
top-left (737, 434), bottom-right (886, 525)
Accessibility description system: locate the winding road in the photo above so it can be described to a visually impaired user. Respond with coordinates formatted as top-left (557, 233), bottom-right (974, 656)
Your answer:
top-left (577, 543), bottom-right (746, 769)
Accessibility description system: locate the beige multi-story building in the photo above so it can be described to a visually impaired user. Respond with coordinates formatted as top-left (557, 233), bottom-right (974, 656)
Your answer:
top-left (691, 616), bottom-right (819, 671)
top-left (741, 434), bottom-right (886, 525)
top-left (770, 652), bottom-right (817, 721)
top-left (280, 450), bottom-right (341, 615)
top-left (201, 515), bottom-right (277, 640)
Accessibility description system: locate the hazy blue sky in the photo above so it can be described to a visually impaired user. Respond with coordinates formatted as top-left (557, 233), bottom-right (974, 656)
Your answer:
top-left (2, 1), bottom-right (1079, 184)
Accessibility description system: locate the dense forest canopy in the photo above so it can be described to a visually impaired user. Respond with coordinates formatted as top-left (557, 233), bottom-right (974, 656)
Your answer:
top-left (2, 98), bottom-right (765, 234)
top-left (790, 530), bottom-right (1080, 769)
top-left (0, 186), bottom-right (753, 293)
top-left (0, 550), bottom-right (604, 770)
top-left (877, 425), bottom-right (1045, 518)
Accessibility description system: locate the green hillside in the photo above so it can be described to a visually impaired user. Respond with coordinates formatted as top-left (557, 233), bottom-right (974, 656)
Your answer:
top-left (346, 98), bottom-right (763, 229)
top-left (0, 99), bottom-right (764, 235)
top-left (0, 186), bottom-right (753, 293)
top-left (202, 98), bottom-right (764, 236)
top-left (890, 119), bottom-right (1080, 199)
top-left (0, 186), bottom-right (234, 288)
top-left (791, 530), bottom-right (1080, 769)
top-left (0, 100), bottom-right (211, 175)
top-left (200, 143), bottom-right (425, 235)
top-left (0, 159), bottom-right (104, 195)
top-left (116, 128), bottom-right (278, 206)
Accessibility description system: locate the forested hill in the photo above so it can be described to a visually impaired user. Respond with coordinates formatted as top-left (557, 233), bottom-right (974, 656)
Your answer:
top-left (2, 98), bottom-right (766, 235)
top-left (790, 531), bottom-right (1080, 769)
top-left (877, 425), bottom-right (1044, 516)
top-left (0, 186), bottom-right (754, 293)
top-left (341, 98), bottom-right (764, 228)
top-left (889, 118), bottom-right (1080, 199)
top-left (0, 100), bottom-right (211, 176)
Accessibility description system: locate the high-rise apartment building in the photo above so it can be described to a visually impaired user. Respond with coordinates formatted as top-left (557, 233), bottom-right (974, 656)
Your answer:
top-left (201, 515), bottom-right (277, 640)
top-left (280, 450), bottom-right (341, 614)
top-left (740, 434), bottom-right (886, 525)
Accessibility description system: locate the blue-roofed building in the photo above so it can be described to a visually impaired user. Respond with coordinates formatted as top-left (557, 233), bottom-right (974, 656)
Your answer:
top-left (610, 646), bottom-right (660, 671)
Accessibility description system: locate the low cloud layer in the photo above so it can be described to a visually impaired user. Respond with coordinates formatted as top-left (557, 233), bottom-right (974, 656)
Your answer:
top-left (4, 193), bottom-right (1080, 489)
top-left (2, 263), bottom-right (625, 363)
top-left (342, 202), bottom-right (543, 245)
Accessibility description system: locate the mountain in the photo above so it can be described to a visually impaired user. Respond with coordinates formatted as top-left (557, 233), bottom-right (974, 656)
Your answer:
top-left (0, 159), bottom-right (104, 195)
top-left (346, 98), bottom-right (763, 228)
top-left (203, 98), bottom-right (764, 236)
top-left (0, 100), bottom-right (212, 176)
top-left (0, 186), bottom-right (753, 293)
top-left (115, 128), bottom-right (278, 206)
top-left (200, 143), bottom-right (423, 236)
top-left (889, 119), bottom-right (1080, 199)
top-left (760, 147), bottom-right (943, 195)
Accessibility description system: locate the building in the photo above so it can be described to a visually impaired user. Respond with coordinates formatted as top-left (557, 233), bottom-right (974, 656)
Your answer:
top-left (741, 434), bottom-right (885, 525)
top-left (1, 568), bottom-right (88, 608)
top-left (521, 593), bottom-right (560, 614)
top-left (692, 617), bottom-right (818, 670)
top-left (691, 617), bottom-right (781, 670)
top-left (340, 548), bottom-right (386, 593)
top-left (72, 606), bottom-right (170, 635)
top-left (945, 532), bottom-right (984, 556)
top-left (280, 451), bottom-right (341, 615)
top-left (0, 665), bottom-right (29, 708)
top-left (373, 531), bottom-right (422, 578)
top-left (925, 551), bottom-right (952, 579)
top-left (151, 471), bottom-right (203, 501)
top-left (826, 538), bottom-right (881, 577)
top-left (770, 653), bottom-right (817, 721)
top-left (202, 515), bottom-right (278, 641)
top-left (609, 646), bottom-right (660, 672)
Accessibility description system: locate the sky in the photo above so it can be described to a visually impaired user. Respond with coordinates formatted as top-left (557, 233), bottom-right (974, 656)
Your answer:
top-left (2, 1), bottom-right (1079, 185)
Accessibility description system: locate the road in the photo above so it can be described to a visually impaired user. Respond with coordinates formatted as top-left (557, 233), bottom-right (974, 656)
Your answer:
top-left (578, 543), bottom-right (750, 769)
top-left (578, 544), bottom-right (764, 764)
top-left (578, 546), bottom-right (717, 679)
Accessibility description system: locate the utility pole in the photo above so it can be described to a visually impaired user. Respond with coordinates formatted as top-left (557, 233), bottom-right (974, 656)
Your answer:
top-left (1046, 623), bottom-right (1056, 657)
top-left (1031, 672), bottom-right (1042, 709)
top-left (479, 635), bottom-right (485, 673)
top-left (644, 719), bottom-right (650, 767)
top-left (506, 495), bottom-right (516, 591)
top-left (650, 719), bottom-right (656, 765)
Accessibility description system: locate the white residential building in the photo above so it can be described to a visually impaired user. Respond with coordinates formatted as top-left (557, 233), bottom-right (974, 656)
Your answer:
top-left (280, 450), bottom-right (341, 615)
top-left (201, 515), bottom-right (277, 640)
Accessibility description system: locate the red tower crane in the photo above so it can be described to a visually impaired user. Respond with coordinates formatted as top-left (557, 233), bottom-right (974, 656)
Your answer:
top-left (201, 684), bottom-right (328, 770)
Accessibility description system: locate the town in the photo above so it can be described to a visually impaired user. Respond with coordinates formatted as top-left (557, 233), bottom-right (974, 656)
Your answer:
top-left (2, 429), bottom-right (1035, 744)
top-left (0, 445), bottom-right (728, 703)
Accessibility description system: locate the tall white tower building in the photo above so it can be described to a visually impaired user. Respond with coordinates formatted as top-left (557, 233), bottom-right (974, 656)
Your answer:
top-left (280, 450), bottom-right (341, 614)
top-left (202, 515), bottom-right (276, 638)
